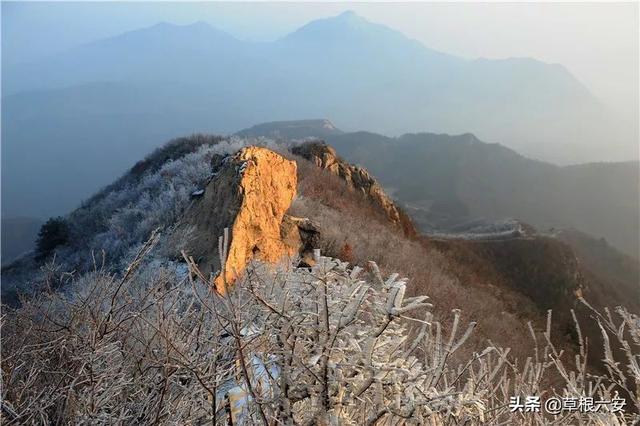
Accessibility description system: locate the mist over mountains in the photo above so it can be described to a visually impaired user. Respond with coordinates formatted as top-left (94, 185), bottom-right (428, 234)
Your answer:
top-left (2, 12), bottom-right (633, 223)
top-left (4, 12), bottom-right (615, 158)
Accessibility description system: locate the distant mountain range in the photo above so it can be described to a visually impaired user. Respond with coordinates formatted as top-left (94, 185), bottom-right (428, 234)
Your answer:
top-left (2, 11), bottom-right (633, 223)
top-left (237, 119), bottom-right (344, 140)
top-left (238, 119), bottom-right (640, 259)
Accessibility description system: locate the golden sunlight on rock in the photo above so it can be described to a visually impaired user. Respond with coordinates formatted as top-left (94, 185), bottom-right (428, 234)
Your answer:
top-left (215, 147), bottom-right (298, 291)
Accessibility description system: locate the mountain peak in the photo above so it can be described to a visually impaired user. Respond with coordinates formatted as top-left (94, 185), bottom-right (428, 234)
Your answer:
top-left (281, 10), bottom-right (404, 45)
top-left (336, 10), bottom-right (362, 21)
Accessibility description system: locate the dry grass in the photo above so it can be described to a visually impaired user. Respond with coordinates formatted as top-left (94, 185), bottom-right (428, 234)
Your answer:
top-left (2, 233), bottom-right (638, 424)
top-left (290, 167), bottom-right (546, 365)
top-left (2, 142), bottom-right (637, 423)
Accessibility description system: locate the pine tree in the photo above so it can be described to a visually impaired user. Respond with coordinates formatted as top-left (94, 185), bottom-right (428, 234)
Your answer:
top-left (35, 217), bottom-right (69, 261)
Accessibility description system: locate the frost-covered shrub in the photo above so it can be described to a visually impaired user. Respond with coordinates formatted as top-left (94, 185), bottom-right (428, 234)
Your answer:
top-left (290, 174), bottom-right (553, 365)
top-left (69, 145), bottom-right (215, 267)
top-left (3, 240), bottom-right (638, 424)
top-left (57, 137), bottom-right (283, 272)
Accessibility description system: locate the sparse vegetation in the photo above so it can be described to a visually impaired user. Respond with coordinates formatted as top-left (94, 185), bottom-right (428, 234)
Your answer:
top-left (290, 161), bottom-right (549, 363)
top-left (51, 138), bottom-right (278, 271)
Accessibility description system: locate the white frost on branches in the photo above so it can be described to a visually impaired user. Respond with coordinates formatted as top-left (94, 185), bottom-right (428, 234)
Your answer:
top-left (2, 237), bottom-right (639, 425)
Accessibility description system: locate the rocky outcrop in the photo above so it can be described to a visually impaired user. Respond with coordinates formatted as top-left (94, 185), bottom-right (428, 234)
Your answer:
top-left (177, 146), bottom-right (317, 292)
top-left (176, 142), bottom-right (413, 292)
top-left (291, 141), bottom-right (416, 238)
top-left (280, 215), bottom-right (320, 266)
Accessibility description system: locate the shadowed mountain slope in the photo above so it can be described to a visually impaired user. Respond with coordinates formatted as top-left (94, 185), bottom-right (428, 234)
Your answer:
top-left (236, 119), bottom-right (343, 140)
top-left (240, 122), bottom-right (639, 259)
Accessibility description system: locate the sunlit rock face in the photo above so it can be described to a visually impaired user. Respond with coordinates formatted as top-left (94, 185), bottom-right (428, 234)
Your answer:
top-left (178, 146), bottom-right (314, 293)
top-left (292, 141), bottom-right (416, 238)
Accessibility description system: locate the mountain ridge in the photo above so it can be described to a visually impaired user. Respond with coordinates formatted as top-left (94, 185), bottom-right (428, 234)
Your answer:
top-left (237, 120), bottom-right (640, 259)
top-left (4, 134), bottom-right (632, 374)
top-left (4, 134), bottom-right (638, 423)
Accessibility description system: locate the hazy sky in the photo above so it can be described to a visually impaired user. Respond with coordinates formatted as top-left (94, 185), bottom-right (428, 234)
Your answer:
top-left (2, 2), bottom-right (638, 118)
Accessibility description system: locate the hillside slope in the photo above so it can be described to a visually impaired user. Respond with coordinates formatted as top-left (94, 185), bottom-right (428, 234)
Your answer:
top-left (240, 122), bottom-right (640, 259)
top-left (0, 137), bottom-right (583, 357)
top-left (3, 136), bottom-right (639, 424)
